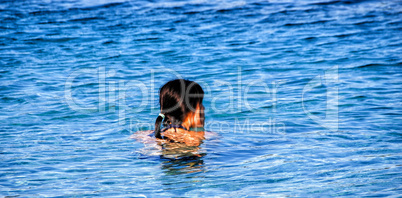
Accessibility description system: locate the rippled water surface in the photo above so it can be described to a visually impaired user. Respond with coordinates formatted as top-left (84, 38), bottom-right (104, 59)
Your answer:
top-left (1, 0), bottom-right (402, 197)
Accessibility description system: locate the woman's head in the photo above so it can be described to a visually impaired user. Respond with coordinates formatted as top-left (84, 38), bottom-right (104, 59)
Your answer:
top-left (155, 79), bottom-right (204, 138)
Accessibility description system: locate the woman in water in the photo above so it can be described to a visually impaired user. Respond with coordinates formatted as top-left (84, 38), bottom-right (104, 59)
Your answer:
top-left (133, 79), bottom-right (207, 147)
top-left (154, 79), bottom-right (206, 146)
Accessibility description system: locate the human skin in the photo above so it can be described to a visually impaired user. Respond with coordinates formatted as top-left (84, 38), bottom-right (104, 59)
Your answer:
top-left (162, 104), bottom-right (205, 146)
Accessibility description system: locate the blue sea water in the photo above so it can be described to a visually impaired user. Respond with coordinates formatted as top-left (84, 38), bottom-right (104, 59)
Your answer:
top-left (1, 0), bottom-right (402, 196)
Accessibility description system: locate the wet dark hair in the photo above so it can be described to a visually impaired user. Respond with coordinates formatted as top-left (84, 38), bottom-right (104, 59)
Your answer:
top-left (154, 79), bottom-right (204, 139)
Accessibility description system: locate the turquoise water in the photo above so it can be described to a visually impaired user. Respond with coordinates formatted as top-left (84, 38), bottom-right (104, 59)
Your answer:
top-left (1, 0), bottom-right (402, 196)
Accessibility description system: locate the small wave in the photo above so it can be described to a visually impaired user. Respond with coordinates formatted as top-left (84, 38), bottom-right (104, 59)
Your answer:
top-left (133, 37), bottom-right (160, 42)
top-left (354, 20), bottom-right (376, 25)
top-left (29, 2), bottom-right (125, 16)
top-left (356, 62), bottom-right (402, 69)
top-left (284, 19), bottom-right (333, 27)
top-left (216, 7), bottom-right (243, 13)
top-left (69, 16), bottom-right (106, 22)
top-left (303, 36), bottom-right (317, 41)
top-left (310, 0), bottom-right (366, 6)
top-left (25, 37), bottom-right (78, 43)
top-left (79, 2), bottom-right (126, 11)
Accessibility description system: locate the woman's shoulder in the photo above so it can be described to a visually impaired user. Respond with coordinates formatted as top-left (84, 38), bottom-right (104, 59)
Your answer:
top-left (130, 129), bottom-right (218, 139)
top-left (130, 129), bottom-right (219, 146)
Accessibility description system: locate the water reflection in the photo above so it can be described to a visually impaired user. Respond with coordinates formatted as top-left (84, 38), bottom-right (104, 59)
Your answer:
top-left (160, 142), bottom-right (206, 175)
top-left (131, 130), bottom-right (208, 175)
top-left (161, 155), bottom-right (205, 175)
